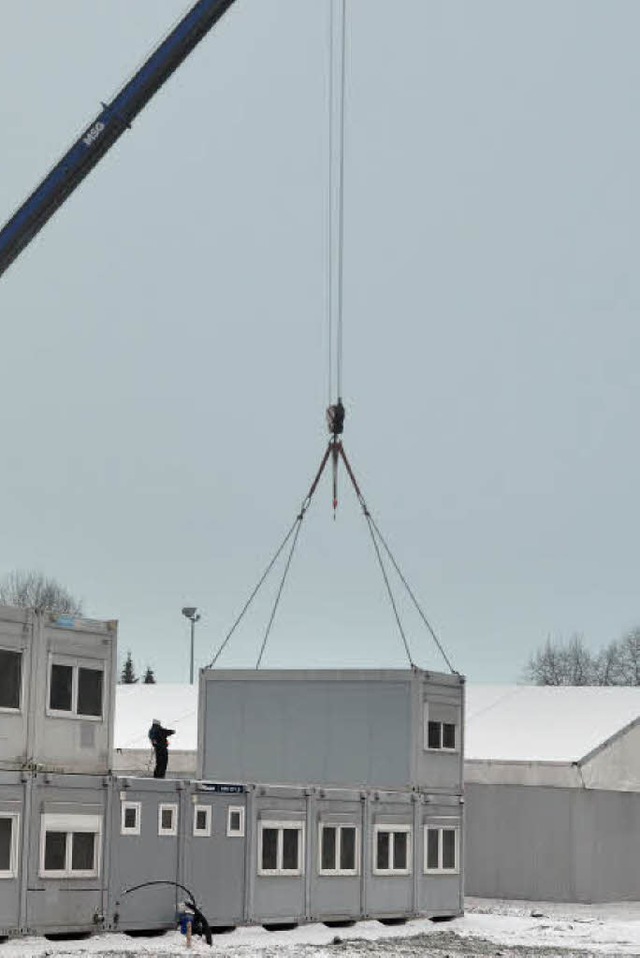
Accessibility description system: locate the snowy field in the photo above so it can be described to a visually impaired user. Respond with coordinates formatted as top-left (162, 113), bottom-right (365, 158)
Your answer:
top-left (6, 900), bottom-right (640, 957)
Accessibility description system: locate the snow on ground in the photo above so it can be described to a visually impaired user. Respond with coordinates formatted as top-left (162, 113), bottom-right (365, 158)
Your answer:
top-left (6, 900), bottom-right (640, 957)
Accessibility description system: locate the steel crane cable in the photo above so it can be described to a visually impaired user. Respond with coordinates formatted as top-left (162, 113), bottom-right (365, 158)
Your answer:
top-left (337, 441), bottom-right (456, 674)
top-left (362, 509), bottom-right (414, 668)
top-left (327, 0), bottom-right (348, 405)
top-left (255, 514), bottom-right (305, 669)
top-left (367, 512), bottom-right (456, 673)
top-left (206, 444), bottom-right (333, 669)
top-left (206, 516), bottom-right (301, 668)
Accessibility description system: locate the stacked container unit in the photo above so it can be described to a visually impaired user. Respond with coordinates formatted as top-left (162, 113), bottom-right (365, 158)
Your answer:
top-left (182, 782), bottom-right (248, 930)
top-left (195, 667), bottom-right (465, 924)
top-left (109, 777), bottom-right (188, 933)
top-left (0, 606), bottom-right (116, 775)
top-left (0, 770), bottom-right (27, 938)
top-left (0, 605), bottom-right (117, 938)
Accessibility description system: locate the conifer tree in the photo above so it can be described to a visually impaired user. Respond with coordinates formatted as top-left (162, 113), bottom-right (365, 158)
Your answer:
top-left (120, 651), bottom-right (138, 684)
top-left (143, 666), bottom-right (156, 684)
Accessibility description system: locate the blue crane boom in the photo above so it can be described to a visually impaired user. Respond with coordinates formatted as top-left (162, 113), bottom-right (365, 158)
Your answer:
top-left (0, 0), bottom-right (237, 280)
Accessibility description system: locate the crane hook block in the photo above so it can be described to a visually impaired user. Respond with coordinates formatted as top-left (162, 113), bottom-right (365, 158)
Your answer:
top-left (326, 399), bottom-right (346, 437)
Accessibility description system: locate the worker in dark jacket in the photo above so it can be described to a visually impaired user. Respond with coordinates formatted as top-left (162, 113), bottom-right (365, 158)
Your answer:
top-left (148, 718), bottom-right (175, 779)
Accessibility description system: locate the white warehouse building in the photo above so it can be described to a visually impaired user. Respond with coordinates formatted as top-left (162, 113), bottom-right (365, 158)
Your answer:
top-left (465, 685), bottom-right (640, 903)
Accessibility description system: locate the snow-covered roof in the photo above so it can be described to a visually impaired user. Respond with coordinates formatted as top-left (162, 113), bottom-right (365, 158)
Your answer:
top-left (465, 685), bottom-right (640, 763)
top-left (114, 683), bottom-right (640, 766)
top-left (114, 684), bottom-right (197, 751)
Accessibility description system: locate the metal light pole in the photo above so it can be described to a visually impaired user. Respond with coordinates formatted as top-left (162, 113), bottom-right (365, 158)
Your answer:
top-left (181, 607), bottom-right (201, 684)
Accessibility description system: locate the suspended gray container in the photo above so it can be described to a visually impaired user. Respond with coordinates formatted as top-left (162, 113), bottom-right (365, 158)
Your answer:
top-left (198, 668), bottom-right (464, 791)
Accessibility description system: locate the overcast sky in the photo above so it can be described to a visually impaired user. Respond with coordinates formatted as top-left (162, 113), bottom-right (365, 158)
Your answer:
top-left (1, 1), bottom-right (640, 684)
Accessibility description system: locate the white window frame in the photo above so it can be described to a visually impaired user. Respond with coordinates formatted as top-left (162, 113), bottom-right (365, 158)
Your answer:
top-left (423, 705), bottom-right (458, 753)
top-left (0, 647), bottom-right (24, 714)
top-left (193, 805), bottom-right (212, 837)
top-left (158, 803), bottom-right (178, 837)
top-left (47, 655), bottom-right (104, 721)
top-left (120, 801), bottom-right (141, 836)
top-left (424, 823), bottom-right (460, 875)
top-left (226, 805), bottom-right (245, 838)
top-left (372, 824), bottom-right (412, 876)
top-left (318, 823), bottom-right (359, 877)
top-left (0, 812), bottom-right (20, 879)
top-left (257, 820), bottom-right (304, 876)
top-left (39, 813), bottom-right (102, 878)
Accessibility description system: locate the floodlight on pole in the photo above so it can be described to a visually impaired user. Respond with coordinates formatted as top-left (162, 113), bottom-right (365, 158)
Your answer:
top-left (181, 607), bottom-right (201, 684)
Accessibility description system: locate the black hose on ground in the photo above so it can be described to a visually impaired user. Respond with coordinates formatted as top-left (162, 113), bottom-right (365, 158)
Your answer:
top-left (114, 879), bottom-right (212, 946)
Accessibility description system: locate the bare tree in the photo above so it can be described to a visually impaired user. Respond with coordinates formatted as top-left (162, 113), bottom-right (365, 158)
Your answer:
top-left (523, 630), bottom-right (640, 686)
top-left (522, 636), bottom-right (570, 685)
top-left (618, 629), bottom-right (640, 685)
top-left (523, 634), bottom-right (598, 685)
top-left (563, 634), bottom-right (595, 685)
top-left (0, 570), bottom-right (82, 615)
top-left (592, 639), bottom-right (624, 686)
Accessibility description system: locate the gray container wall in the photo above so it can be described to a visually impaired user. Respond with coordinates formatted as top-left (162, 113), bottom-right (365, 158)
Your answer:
top-left (0, 607), bottom-right (35, 769)
top-left (3, 772), bottom-right (462, 939)
top-left (310, 789), bottom-right (364, 922)
top-left (0, 770), bottom-right (28, 937)
top-left (0, 606), bottom-right (117, 775)
top-left (250, 787), bottom-right (308, 923)
top-left (246, 784), bottom-right (462, 927)
top-left (198, 669), bottom-right (464, 790)
top-left (414, 679), bottom-right (464, 793)
top-left (420, 796), bottom-right (464, 917)
top-left (26, 773), bottom-right (109, 934)
top-left (182, 784), bottom-right (248, 927)
top-left (366, 791), bottom-right (416, 918)
top-left (108, 778), bottom-right (184, 931)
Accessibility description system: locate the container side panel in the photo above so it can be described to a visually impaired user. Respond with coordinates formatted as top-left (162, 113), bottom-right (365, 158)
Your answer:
top-left (0, 780), bottom-right (24, 933)
top-left (184, 791), bottom-right (246, 925)
top-left (109, 787), bottom-right (180, 930)
top-left (202, 679), bottom-right (411, 787)
top-left (26, 779), bottom-right (107, 933)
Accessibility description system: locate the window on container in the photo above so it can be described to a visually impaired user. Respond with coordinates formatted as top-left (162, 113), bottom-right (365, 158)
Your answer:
top-left (71, 832), bottom-right (96, 871)
top-left (424, 825), bottom-right (459, 874)
top-left (77, 667), bottom-right (103, 717)
top-left (193, 805), bottom-right (211, 837)
top-left (227, 806), bottom-right (245, 837)
top-left (426, 719), bottom-right (457, 751)
top-left (282, 828), bottom-right (299, 870)
top-left (48, 659), bottom-right (104, 718)
top-left (258, 822), bottom-right (304, 876)
top-left (0, 649), bottom-right (22, 711)
top-left (49, 663), bottom-right (73, 712)
top-left (158, 804), bottom-right (178, 836)
top-left (121, 802), bottom-right (141, 836)
top-left (373, 825), bottom-right (412, 875)
top-left (319, 824), bottom-right (358, 876)
top-left (0, 814), bottom-right (18, 878)
top-left (40, 814), bottom-right (101, 878)
top-left (44, 831), bottom-right (67, 872)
